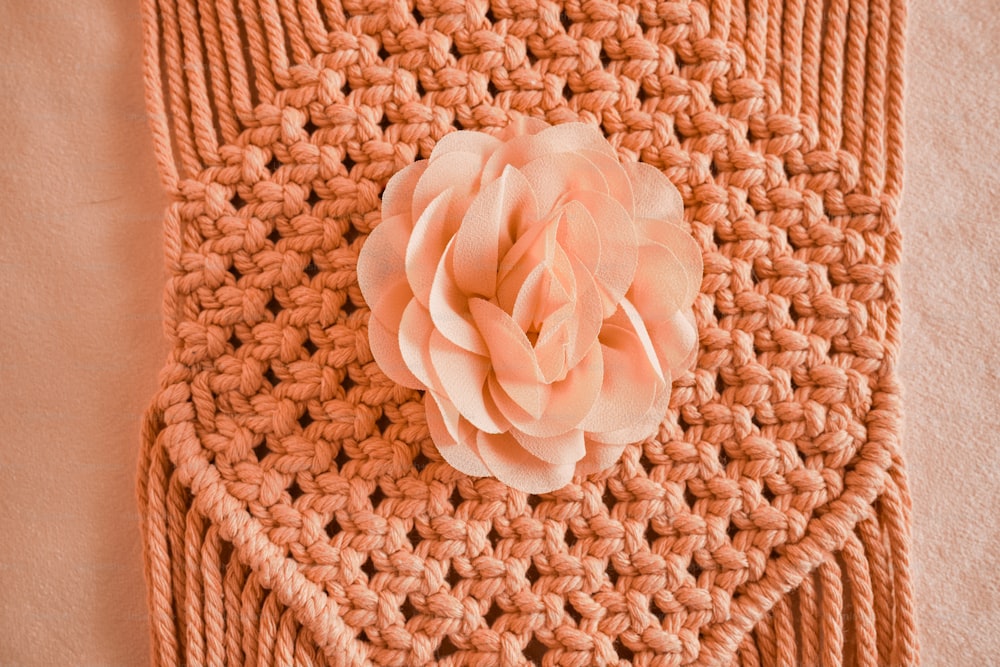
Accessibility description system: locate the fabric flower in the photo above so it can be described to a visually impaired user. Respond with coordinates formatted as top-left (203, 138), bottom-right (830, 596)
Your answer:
top-left (357, 117), bottom-right (702, 494)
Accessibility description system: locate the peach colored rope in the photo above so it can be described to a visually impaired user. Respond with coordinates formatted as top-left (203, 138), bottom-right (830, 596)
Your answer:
top-left (137, 0), bottom-right (917, 664)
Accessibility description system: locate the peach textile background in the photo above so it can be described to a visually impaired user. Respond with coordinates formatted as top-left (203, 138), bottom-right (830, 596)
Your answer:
top-left (0, 0), bottom-right (996, 664)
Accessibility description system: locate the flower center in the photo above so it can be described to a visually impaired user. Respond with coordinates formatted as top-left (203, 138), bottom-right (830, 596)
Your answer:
top-left (495, 210), bottom-right (575, 339)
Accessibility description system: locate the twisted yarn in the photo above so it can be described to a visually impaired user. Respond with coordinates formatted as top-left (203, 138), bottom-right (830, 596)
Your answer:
top-left (138, 0), bottom-right (917, 664)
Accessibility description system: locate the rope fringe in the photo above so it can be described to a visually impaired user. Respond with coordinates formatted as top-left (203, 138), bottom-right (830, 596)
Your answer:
top-left (721, 473), bottom-right (915, 667)
top-left (141, 418), bottom-right (917, 666)
top-left (140, 417), bottom-right (350, 667)
top-left (142, 0), bottom-right (906, 195)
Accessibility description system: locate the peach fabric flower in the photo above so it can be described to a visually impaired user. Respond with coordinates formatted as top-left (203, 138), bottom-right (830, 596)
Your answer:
top-left (357, 117), bottom-right (702, 493)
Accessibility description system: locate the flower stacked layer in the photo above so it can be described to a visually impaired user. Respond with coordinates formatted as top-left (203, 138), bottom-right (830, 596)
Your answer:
top-left (359, 118), bottom-right (701, 493)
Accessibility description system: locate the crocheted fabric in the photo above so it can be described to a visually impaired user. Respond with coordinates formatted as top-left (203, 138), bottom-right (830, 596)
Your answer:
top-left (137, 0), bottom-right (917, 665)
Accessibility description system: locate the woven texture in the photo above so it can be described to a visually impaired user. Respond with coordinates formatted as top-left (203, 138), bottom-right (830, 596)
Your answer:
top-left (138, 0), bottom-right (916, 665)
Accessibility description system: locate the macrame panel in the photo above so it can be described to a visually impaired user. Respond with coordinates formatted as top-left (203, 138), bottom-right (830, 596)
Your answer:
top-left (138, 0), bottom-right (916, 664)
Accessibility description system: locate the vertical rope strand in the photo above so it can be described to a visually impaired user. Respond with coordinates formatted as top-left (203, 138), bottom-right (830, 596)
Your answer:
top-left (797, 573), bottom-right (820, 666)
top-left (817, 0), bottom-right (849, 150)
top-left (200, 526), bottom-right (227, 666)
top-left (160, 205), bottom-right (185, 339)
top-left (779, 0), bottom-right (805, 116)
top-left (158, 0), bottom-right (204, 176)
top-left (841, 0), bottom-right (869, 161)
top-left (738, 632), bottom-right (763, 667)
top-left (177, 0), bottom-right (222, 165)
top-left (275, 0), bottom-right (315, 66)
top-left (237, 0), bottom-right (279, 104)
top-left (884, 468), bottom-right (920, 665)
top-left (817, 558), bottom-right (844, 667)
top-left (755, 611), bottom-right (778, 666)
top-left (223, 554), bottom-right (248, 665)
top-left (196, 0), bottom-right (242, 143)
top-left (258, 0), bottom-right (295, 89)
top-left (166, 473), bottom-right (191, 651)
top-left (708, 0), bottom-right (732, 41)
top-left (276, 609), bottom-right (299, 667)
top-left (240, 573), bottom-right (264, 667)
top-left (183, 509), bottom-right (208, 666)
top-left (860, 0), bottom-right (891, 194)
top-left (771, 595), bottom-right (797, 667)
top-left (744, 0), bottom-right (768, 81)
top-left (318, 0), bottom-right (348, 31)
top-left (297, 0), bottom-right (333, 54)
top-left (842, 533), bottom-right (879, 666)
top-left (727, 0), bottom-right (747, 53)
top-left (293, 627), bottom-right (322, 667)
top-left (142, 437), bottom-right (181, 667)
top-left (882, 0), bottom-right (906, 200)
top-left (257, 591), bottom-right (283, 667)
top-left (216, 0), bottom-right (259, 122)
top-left (141, 0), bottom-right (181, 192)
top-left (799, 0), bottom-right (823, 126)
top-left (764, 0), bottom-right (784, 104)
top-left (857, 513), bottom-right (894, 663)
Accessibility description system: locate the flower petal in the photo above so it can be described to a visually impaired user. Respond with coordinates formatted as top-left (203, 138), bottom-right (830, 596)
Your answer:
top-left (555, 201), bottom-right (600, 276)
top-left (578, 322), bottom-right (660, 434)
top-left (367, 280), bottom-right (423, 388)
top-left (487, 374), bottom-right (545, 431)
top-left (496, 212), bottom-right (555, 318)
top-left (628, 242), bottom-right (689, 315)
top-left (507, 262), bottom-right (547, 333)
top-left (558, 190), bottom-right (638, 316)
top-left (357, 213), bottom-right (410, 307)
top-left (427, 329), bottom-right (508, 434)
top-left (490, 343), bottom-right (603, 438)
top-left (477, 431), bottom-right (577, 494)
top-left (512, 428), bottom-right (586, 466)
top-left (382, 161), bottom-right (428, 220)
top-left (578, 149), bottom-right (634, 216)
top-left (565, 250), bottom-right (605, 370)
top-left (533, 251), bottom-right (604, 381)
top-left (468, 297), bottom-right (545, 418)
top-left (634, 217), bottom-right (703, 308)
top-left (412, 152), bottom-right (482, 220)
top-left (398, 299), bottom-right (440, 389)
top-left (429, 240), bottom-right (488, 355)
top-left (531, 307), bottom-right (570, 382)
top-left (586, 379), bottom-right (671, 446)
top-left (574, 439), bottom-right (629, 475)
top-left (425, 392), bottom-right (491, 477)
top-left (370, 313), bottom-right (422, 387)
top-left (616, 297), bottom-right (667, 384)
top-left (453, 165), bottom-right (537, 298)
top-left (622, 161), bottom-right (683, 222)
top-left (483, 122), bottom-right (615, 184)
top-left (647, 310), bottom-right (699, 376)
top-left (498, 114), bottom-right (550, 140)
top-left (536, 239), bottom-right (575, 328)
top-left (520, 152), bottom-right (610, 215)
top-left (405, 188), bottom-right (459, 307)
top-left (542, 343), bottom-right (604, 431)
top-left (429, 131), bottom-right (502, 164)
top-left (534, 122), bottom-right (615, 156)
